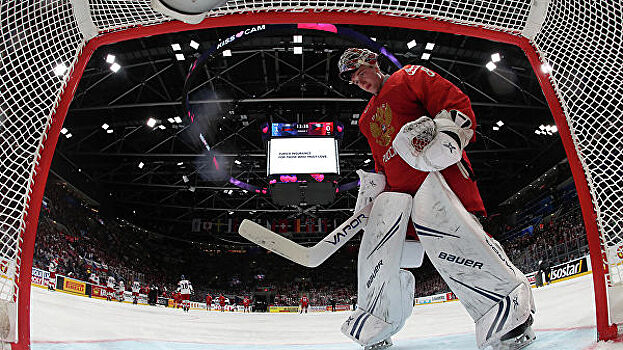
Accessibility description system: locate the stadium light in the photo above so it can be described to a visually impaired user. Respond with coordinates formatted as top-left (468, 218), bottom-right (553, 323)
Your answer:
top-left (53, 63), bottom-right (67, 76)
top-left (138, 162), bottom-right (145, 169)
top-left (105, 54), bottom-right (116, 64)
top-left (171, 43), bottom-right (181, 51)
top-left (539, 124), bottom-right (546, 130)
top-left (370, 37), bottom-right (377, 41)
top-left (293, 35), bottom-right (302, 43)
top-left (421, 53), bottom-right (431, 60)
top-left (167, 118), bottom-right (175, 123)
top-left (551, 125), bottom-right (558, 133)
top-left (228, 211), bottom-right (234, 215)
top-left (177, 162), bottom-right (183, 166)
top-left (293, 46), bottom-right (303, 54)
top-left (146, 118), bottom-right (157, 127)
top-left (65, 133), bottom-right (72, 138)
top-left (425, 42), bottom-right (435, 50)
top-left (406, 39), bottom-right (417, 49)
top-left (496, 120), bottom-right (504, 127)
top-left (158, 125), bottom-right (166, 130)
top-left (491, 53), bottom-right (501, 62)
top-left (223, 49), bottom-right (232, 57)
top-left (234, 160), bottom-right (242, 165)
top-left (182, 175), bottom-right (189, 183)
top-left (60, 128), bottom-right (68, 134)
top-left (102, 123), bottom-right (109, 130)
top-left (364, 159), bottom-right (371, 164)
top-left (486, 62), bottom-right (496, 71)
top-left (107, 129), bottom-right (113, 134)
top-left (189, 40), bottom-right (200, 50)
top-left (110, 63), bottom-right (121, 72)
top-left (493, 126), bottom-right (500, 131)
top-left (174, 116), bottom-right (182, 123)
top-left (175, 53), bottom-right (185, 61)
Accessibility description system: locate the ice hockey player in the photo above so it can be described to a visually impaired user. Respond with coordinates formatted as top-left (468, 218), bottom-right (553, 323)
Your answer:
top-left (205, 293), bottom-right (213, 311)
top-left (132, 280), bottom-right (140, 305)
top-left (299, 294), bottom-right (309, 314)
top-left (88, 271), bottom-right (100, 286)
top-left (47, 258), bottom-right (58, 291)
top-left (336, 48), bottom-right (536, 350)
top-left (218, 294), bottom-right (226, 312)
top-left (106, 275), bottom-right (116, 301)
top-left (177, 275), bottom-right (193, 312)
top-left (243, 296), bottom-right (251, 313)
top-left (117, 279), bottom-right (125, 302)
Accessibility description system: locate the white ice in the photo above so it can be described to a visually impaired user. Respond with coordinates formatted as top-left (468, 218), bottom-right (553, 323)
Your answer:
top-left (31, 274), bottom-right (623, 349)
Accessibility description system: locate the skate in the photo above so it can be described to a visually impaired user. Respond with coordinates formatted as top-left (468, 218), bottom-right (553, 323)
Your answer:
top-left (364, 338), bottom-right (392, 350)
top-left (490, 315), bottom-right (536, 350)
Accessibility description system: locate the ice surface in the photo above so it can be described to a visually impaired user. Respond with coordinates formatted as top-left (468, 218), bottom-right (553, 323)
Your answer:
top-left (30, 274), bottom-right (623, 349)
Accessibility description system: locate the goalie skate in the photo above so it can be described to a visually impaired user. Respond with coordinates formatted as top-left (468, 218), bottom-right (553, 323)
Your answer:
top-left (490, 316), bottom-right (536, 350)
top-left (364, 338), bottom-right (392, 350)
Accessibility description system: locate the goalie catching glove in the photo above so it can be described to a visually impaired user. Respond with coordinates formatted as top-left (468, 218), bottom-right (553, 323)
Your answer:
top-left (392, 109), bottom-right (473, 172)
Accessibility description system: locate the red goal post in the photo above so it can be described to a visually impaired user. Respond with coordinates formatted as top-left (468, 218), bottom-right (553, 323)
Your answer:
top-left (1, 1), bottom-right (621, 348)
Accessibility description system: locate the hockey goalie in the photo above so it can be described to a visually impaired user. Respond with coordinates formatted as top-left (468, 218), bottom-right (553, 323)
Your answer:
top-left (336, 48), bottom-right (536, 350)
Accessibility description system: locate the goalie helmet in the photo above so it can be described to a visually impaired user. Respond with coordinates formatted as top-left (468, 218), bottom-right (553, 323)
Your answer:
top-left (338, 48), bottom-right (378, 81)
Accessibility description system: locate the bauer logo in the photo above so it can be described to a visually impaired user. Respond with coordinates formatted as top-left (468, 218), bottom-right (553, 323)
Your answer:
top-left (324, 214), bottom-right (367, 245)
top-left (366, 260), bottom-right (383, 288)
top-left (438, 251), bottom-right (483, 269)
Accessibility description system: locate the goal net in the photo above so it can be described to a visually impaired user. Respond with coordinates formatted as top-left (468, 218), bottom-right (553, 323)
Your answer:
top-left (1, 0), bottom-right (621, 348)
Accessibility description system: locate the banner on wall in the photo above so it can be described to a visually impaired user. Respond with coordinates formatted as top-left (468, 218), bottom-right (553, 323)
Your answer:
top-left (63, 277), bottom-right (86, 295)
top-left (32, 267), bottom-right (50, 287)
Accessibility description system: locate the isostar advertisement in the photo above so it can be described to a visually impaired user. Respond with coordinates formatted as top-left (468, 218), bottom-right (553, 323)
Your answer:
top-left (63, 277), bottom-right (86, 295)
top-left (526, 256), bottom-right (590, 286)
top-left (32, 267), bottom-right (50, 287)
top-left (549, 256), bottom-right (589, 282)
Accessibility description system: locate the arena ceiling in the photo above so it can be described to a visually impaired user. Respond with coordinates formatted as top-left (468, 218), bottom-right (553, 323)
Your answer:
top-left (52, 23), bottom-right (566, 242)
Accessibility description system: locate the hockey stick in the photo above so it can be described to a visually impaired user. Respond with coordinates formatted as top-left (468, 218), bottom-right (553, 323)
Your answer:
top-left (239, 202), bottom-right (373, 267)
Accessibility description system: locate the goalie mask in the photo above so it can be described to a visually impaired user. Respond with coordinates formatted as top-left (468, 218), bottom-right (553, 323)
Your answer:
top-left (338, 48), bottom-right (378, 81)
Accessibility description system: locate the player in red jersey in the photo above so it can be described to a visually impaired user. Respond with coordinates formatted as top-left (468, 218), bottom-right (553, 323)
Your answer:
top-left (106, 275), bottom-right (115, 301)
top-left (299, 294), bottom-right (309, 314)
top-left (336, 48), bottom-right (535, 350)
top-left (205, 293), bottom-right (213, 311)
top-left (47, 258), bottom-right (58, 291)
top-left (243, 296), bottom-right (251, 313)
top-left (218, 294), bottom-right (226, 312)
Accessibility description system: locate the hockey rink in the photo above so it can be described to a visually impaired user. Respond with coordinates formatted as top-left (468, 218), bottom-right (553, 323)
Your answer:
top-left (31, 274), bottom-right (623, 350)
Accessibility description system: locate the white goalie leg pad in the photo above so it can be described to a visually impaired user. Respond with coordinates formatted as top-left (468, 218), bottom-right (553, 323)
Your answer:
top-left (341, 192), bottom-right (413, 346)
top-left (412, 172), bottom-right (535, 349)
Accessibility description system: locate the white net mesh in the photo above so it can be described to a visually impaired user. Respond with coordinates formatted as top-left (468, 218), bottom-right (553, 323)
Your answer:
top-left (0, 0), bottom-right (622, 343)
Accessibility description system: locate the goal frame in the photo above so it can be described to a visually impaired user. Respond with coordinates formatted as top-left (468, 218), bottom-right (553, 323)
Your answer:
top-left (9, 10), bottom-right (619, 350)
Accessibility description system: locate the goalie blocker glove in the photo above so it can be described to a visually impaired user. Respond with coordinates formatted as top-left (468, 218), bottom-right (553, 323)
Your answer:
top-left (392, 109), bottom-right (473, 172)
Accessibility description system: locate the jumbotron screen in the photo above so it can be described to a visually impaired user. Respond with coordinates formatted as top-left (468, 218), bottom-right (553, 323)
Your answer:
top-left (267, 137), bottom-right (339, 175)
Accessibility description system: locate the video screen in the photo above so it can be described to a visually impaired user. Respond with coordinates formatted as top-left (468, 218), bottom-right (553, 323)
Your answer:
top-left (271, 122), bottom-right (333, 137)
top-left (267, 137), bottom-right (339, 175)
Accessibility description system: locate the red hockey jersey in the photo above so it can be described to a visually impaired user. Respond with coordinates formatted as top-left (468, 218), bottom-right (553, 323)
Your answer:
top-left (358, 65), bottom-right (486, 219)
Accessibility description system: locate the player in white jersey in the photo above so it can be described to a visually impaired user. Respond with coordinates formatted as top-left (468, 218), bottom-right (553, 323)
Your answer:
top-left (106, 275), bottom-right (116, 301)
top-left (89, 272), bottom-right (100, 286)
top-left (117, 280), bottom-right (125, 302)
top-left (47, 258), bottom-right (58, 291)
top-left (177, 275), bottom-right (194, 312)
top-left (132, 280), bottom-right (141, 305)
